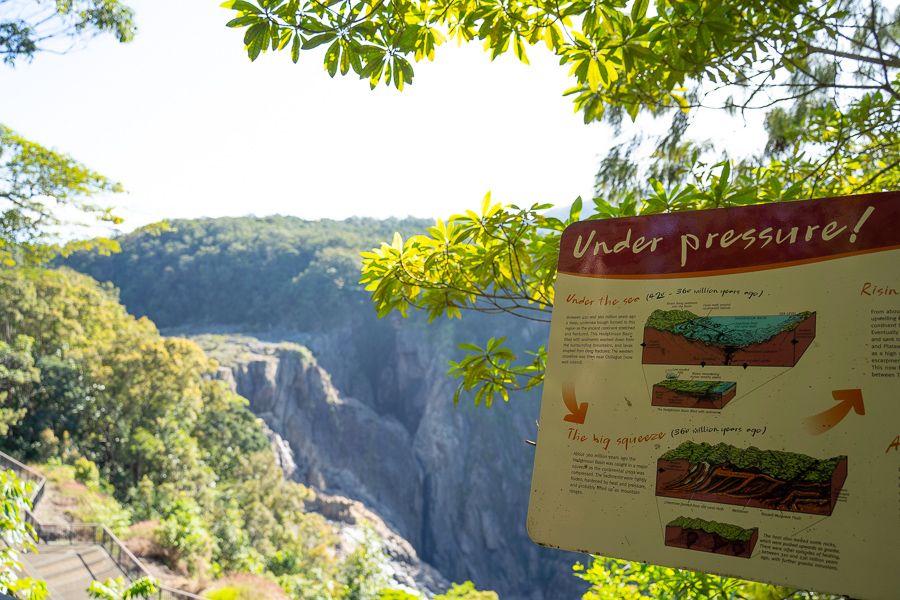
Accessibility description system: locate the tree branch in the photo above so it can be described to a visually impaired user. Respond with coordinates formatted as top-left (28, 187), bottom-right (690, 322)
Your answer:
top-left (804, 44), bottom-right (900, 68)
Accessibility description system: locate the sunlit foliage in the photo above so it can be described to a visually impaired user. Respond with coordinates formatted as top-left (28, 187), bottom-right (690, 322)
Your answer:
top-left (0, 0), bottom-right (136, 65)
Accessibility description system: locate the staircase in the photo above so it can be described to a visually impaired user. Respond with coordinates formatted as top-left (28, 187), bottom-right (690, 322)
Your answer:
top-left (0, 451), bottom-right (202, 600)
top-left (20, 544), bottom-right (125, 600)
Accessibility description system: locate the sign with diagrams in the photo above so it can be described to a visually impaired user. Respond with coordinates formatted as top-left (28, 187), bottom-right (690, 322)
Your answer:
top-left (527, 191), bottom-right (900, 599)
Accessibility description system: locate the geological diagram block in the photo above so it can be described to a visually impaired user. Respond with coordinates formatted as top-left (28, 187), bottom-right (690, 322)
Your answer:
top-left (652, 380), bottom-right (737, 409)
top-left (641, 310), bottom-right (817, 367)
top-left (664, 516), bottom-right (758, 558)
top-left (656, 442), bottom-right (847, 516)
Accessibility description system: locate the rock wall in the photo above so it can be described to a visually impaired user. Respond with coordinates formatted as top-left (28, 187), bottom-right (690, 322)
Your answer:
top-left (208, 323), bottom-right (583, 599)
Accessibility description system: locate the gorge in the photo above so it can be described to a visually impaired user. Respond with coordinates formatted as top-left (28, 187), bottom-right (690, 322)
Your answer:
top-left (64, 216), bottom-right (584, 598)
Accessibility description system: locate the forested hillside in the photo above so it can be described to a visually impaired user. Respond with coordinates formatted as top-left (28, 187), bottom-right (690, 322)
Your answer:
top-left (65, 216), bottom-right (430, 330)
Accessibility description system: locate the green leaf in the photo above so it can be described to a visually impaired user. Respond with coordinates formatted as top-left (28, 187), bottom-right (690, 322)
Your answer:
top-left (226, 15), bottom-right (263, 28)
top-left (587, 59), bottom-right (602, 92)
top-left (365, 59), bottom-right (384, 89)
top-left (395, 56), bottom-right (414, 88)
top-left (340, 44), bottom-right (351, 75)
top-left (222, 0), bottom-right (262, 13)
top-left (481, 191), bottom-right (491, 214)
top-left (243, 21), bottom-right (266, 46)
top-left (291, 32), bottom-right (301, 63)
top-left (324, 39), bottom-right (340, 77)
top-left (392, 56), bottom-right (402, 89)
top-left (631, 0), bottom-right (649, 21)
top-left (360, 55), bottom-right (384, 78)
top-left (307, 19), bottom-right (336, 34)
top-left (717, 161), bottom-right (731, 197)
top-left (245, 22), bottom-right (267, 60)
top-left (349, 47), bottom-right (363, 74)
top-left (514, 36), bottom-right (529, 64)
top-left (568, 197), bottom-right (582, 222)
top-left (458, 343), bottom-right (483, 353)
top-left (277, 28), bottom-right (292, 50)
top-left (303, 33), bottom-right (337, 49)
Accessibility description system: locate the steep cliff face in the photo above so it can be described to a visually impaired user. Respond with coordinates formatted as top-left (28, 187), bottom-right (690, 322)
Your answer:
top-left (204, 329), bottom-right (582, 600)
top-left (217, 341), bottom-right (424, 546)
top-left (63, 216), bottom-right (585, 596)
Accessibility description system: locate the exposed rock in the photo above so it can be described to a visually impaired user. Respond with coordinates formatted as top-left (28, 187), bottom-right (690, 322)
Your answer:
top-left (311, 491), bottom-right (450, 596)
top-left (203, 329), bottom-right (584, 600)
top-left (224, 343), bottom-right (424, 546)
top-left (262, 423), bottom-right (449, 596)
top-left (265, 426), bottom-right (297, 480)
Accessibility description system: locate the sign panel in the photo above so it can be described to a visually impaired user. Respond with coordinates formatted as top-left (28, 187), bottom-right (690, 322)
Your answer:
top-left (527, 191), bottom-right (900, 599)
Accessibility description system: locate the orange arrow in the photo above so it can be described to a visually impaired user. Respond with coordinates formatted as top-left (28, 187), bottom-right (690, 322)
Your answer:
top-left (804, 389), bottom-right (865, 435)
top-left (562, 384), bottom-right (588, 424)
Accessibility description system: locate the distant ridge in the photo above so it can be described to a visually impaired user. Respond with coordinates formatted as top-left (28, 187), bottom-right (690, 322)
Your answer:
top-left (63, 215), bottom-right (431, 330)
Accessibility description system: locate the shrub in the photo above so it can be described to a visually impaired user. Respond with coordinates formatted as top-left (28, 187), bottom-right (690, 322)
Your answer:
top-left (204, 574), bottom-right (289, 600)
top-left (73, 457), bottom-right (100, 488)
top-left (122, 521), bottom-right (166, 562)
top-left (337, 526), bottom-right (387, 600)
top-left (37, 463), bottom-right (130, 534)
top-left (155, 497), bottom-right (213, 576)
top-left (435, 582), bottom-right (498, 600)
top-left (378, 590), bottom-right (420, 600)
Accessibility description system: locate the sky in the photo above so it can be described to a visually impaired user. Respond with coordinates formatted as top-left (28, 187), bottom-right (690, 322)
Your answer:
top-left (1, 1), bottom-right (767, 232)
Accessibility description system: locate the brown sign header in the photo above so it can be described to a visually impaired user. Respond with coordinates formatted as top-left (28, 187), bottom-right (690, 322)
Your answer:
top-left (558, 191), bottom-right (900, 278)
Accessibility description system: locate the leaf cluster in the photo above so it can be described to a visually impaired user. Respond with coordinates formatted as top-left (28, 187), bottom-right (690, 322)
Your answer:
top-left (0, 0), bottom-right (136, 66)
top-left (360, 194), bottom-right (566, 406)
top-left (572, 556), bottom-right (838, 600)
top-left (222, 0), bottom-right (900, 133)
top-left (86, 576), bottom-right (158, 600)
top-left (0, 469), bottom-right (48, 600)
top-left (0, 124), bottom-right (123, 267)
top-left (361, 194), bottom-right (560, 324)
top-left (434, 581), bottom-right (499, 600)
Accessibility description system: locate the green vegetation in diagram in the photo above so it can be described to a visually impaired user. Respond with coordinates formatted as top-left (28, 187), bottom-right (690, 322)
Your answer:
top-left (656, 380), bottom-right (735, 395)
top-left (667, 517), bottom-right (755, 542)
top-left (661, 442), bottom-right (845, 484)
top-left (645, 310), bottom-right (701, 333)
top-left (646, 310), bottom-right (814, 348)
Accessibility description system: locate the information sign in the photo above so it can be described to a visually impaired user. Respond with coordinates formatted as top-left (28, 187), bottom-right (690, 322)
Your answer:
top-left (527, 191), bottom-right (900, 599)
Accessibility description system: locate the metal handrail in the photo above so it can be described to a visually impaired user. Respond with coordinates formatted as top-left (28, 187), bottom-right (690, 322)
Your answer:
top-left (0, 451), bottom-right (46, 507)
top-left (0, 451), bottom-right (204, 600)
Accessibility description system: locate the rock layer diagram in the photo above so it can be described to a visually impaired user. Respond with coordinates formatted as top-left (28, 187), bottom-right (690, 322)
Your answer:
top-left (656, 442), bottom-right (847, 516)
top-left (642, 310), bottom-right (816, 367)
top-left (652, 380), bottom-right (737, 409)
top-left (664, 516), bottom-right (758, 558)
